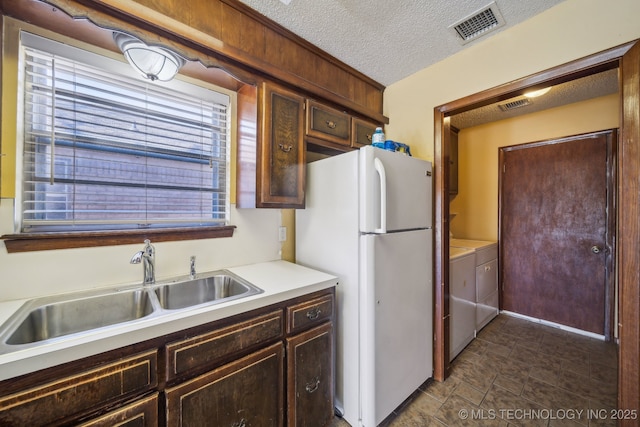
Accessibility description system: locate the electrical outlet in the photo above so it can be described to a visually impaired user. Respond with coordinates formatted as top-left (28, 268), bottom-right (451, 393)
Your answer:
top-left (278, 226), bottom-right (287, 242)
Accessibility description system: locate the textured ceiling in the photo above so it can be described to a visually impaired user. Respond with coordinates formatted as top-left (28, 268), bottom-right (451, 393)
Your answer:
top-left (236, 0), bottom-right (567, 87)
top-left (236, 0), bottom-right (618, 128)
top-left (450, 69), bottom-right (619, 129)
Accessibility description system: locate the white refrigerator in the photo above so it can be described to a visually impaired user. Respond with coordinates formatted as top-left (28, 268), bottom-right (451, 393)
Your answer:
top-left (296, 146), bottom-right (433, 427)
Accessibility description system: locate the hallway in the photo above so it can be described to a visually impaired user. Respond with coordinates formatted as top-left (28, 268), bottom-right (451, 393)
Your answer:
top-left (332, 314), bottom-right (619, 426)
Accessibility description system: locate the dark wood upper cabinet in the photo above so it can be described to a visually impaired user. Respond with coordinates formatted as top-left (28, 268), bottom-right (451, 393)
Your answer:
top-left (351, 117), bottom-right (378, 149)
top-left (256, 81), bottom-right (306, 209)
top-left (306, 100), bottom-right (351, 147)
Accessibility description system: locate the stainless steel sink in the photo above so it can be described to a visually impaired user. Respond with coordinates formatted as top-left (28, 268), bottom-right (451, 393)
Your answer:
top-left (5, 289), bottom-right (154, 345)
top-left (0, 270), bottom-right (263, 351)
top-left (153, 271), bottom-right (263, 310)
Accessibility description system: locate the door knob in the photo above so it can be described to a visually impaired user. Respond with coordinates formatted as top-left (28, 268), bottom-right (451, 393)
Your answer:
top-left (591, 245), bottom-right (602, 254)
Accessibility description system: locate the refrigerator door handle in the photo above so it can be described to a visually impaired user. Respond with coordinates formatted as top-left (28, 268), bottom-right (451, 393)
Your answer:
top-left (374, 157), bottom-right (387, 233)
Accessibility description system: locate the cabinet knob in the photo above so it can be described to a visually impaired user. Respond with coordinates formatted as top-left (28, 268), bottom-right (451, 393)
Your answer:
top-left (305, 377), bottom-right (320, 393)
top-left (366, 134), bottom-right (372, 142)
top-left (232, 418), bottom-right (247, 427)
top-left (278, 143), bottom-right (293, 152)
top-left (325, 120), bottom-right (337, 129)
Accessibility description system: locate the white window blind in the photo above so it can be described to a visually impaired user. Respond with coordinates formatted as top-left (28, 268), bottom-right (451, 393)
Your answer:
top-left (19, 33), bottom-right (230, 232)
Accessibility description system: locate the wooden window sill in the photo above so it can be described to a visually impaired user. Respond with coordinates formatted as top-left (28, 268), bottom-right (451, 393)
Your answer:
top-left (1, 226), bottom-right (236, 253)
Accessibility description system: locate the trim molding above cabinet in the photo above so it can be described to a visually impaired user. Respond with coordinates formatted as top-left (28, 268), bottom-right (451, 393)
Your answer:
top-left (3, 0), bottom-right (387, 124)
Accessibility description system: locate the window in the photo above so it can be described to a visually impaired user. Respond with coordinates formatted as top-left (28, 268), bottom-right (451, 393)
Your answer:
top-left (17, 32), bottom-right (231, 233)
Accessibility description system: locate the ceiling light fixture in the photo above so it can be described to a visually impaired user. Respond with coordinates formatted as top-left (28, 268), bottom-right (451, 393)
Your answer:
top-left (113, 32), bottom-right (185, 82)
top-left (523, 87), bottom-right (552, 98)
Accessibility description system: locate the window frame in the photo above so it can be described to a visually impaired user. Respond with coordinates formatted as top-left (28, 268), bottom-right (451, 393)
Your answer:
top-left (1, 26), bottom-right (239, 253)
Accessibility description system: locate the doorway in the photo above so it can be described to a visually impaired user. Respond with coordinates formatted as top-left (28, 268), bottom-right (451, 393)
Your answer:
top-left (499, 130), bottom-right (616, 338)
top-left (432, 40), bottom-right (640, 414)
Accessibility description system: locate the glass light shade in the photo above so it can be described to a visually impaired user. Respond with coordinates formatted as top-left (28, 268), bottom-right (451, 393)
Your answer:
top-left (523, 87), bottom-right (551, 98)
top-left (114, 33), bottom-right (185, 82)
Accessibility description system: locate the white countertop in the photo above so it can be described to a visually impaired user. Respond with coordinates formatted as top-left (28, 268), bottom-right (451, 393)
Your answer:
top-left (0, 260), bottom-right (338, 381)
top-left (450, 238), bottom-right (497, 250)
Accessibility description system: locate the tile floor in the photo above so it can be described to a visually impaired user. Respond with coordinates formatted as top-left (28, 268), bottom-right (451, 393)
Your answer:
top-left (330, 314), bottom-right (618, 427)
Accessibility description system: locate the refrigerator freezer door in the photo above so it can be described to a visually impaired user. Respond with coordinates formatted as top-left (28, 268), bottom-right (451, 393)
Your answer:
top-left (359, 146), bottom-right (432, 233)
top-left (360, 229), bottom-right (433, 426)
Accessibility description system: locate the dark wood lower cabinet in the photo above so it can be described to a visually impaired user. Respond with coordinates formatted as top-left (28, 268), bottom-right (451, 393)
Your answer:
top-left (286, 323), bottom-right (334, 427)
top-left (0, 350), bottom-right (157, 426)
top-left (165, 343), bottom-right (284, 427)
top-left (0, 288), bottom-right (335, 427)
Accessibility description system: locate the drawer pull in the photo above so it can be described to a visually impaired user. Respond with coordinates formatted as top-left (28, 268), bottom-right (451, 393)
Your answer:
top-left (306, 307), bottom-right (322, 320)
top-left (325, 120), bottom-right (337, 129)
top-left (232, 418), bottom-right (247, 427)
top-left (305, 377), bottom-right (320, 393)
top-left (279, 143), bottom-right (293, 152)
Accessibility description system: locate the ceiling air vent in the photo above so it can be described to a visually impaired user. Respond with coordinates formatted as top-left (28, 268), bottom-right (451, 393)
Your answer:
top-left (498, 98), bottom-right (532, 112)
top-left (449, 1), bottom-right (506, 45)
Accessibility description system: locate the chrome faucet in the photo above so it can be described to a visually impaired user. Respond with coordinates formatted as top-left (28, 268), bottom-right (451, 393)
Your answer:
top-left (189, 256), bottom-right (196, 279)
top-left (130, 239), bottom-right (156, 284)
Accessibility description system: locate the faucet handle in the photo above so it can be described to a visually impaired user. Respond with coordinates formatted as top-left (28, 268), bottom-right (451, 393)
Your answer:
top-left (130, 251), bottom-right (143, 264)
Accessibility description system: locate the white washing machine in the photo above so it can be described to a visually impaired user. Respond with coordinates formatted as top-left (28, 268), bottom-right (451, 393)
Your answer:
top-left (449, 247), bottom-right (476, 361)
top-left (451, 239), bottom-right (499, 331)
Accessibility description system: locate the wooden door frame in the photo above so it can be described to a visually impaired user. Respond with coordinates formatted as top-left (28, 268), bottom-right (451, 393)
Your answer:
top-left (433, 40), bottom-right (640, 416)
top-left (497, 131), bottom-right (616, 340)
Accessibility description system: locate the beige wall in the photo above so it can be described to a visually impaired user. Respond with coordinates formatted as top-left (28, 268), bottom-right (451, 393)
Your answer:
top-left (384, 0), bottom-right (640, 163)
top-left (450, 93), bottom-right (619, 241)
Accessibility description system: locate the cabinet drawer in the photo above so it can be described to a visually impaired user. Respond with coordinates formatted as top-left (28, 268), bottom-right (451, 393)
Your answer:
top-left (78, 394), bottom-right (159, 427)
top-left (165, 343), bottom-right (284, 427)
top-left (306, 100), bottom-right (350, 146)
top-left (166, 310), bottom-right (283, 381)
top-left (287, 294), bottom-right (334, 334)
top-left (0, 350), bottom-right (157, 426)
top-left (352, 117), bottom-right (378, 148)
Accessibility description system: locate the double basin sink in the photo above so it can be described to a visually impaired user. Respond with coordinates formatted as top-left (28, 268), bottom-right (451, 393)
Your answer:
top-left (0, 270), bottom-right (263, 351)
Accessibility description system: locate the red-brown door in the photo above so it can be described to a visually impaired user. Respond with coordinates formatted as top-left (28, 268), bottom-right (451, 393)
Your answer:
top-left (499, 130), bottom-right (616, 336)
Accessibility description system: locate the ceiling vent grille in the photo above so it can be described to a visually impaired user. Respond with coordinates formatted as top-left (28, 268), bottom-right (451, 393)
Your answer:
top-left (449, 2), bottom-right (506, 44)
top-left (498, 98), bottom-right (532, 112)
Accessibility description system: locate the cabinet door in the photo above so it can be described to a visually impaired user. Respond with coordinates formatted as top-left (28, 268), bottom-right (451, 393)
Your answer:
top-left (258, 81), bottom-right (305, 208)
top-left (165, 343), bottom-right (284, 427)
top-left (286, 323), bottom-right (333, 427)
